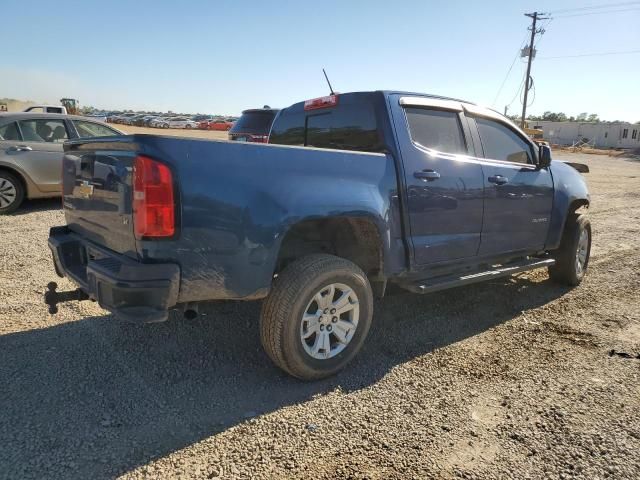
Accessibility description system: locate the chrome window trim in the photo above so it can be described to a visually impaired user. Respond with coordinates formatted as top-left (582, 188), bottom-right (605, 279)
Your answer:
top-left (464, 109), bottom-right (538, 167)
top-left (399, 96), bottom-right (463, 112)
top-left (463, 104), bottom-right (535, 146)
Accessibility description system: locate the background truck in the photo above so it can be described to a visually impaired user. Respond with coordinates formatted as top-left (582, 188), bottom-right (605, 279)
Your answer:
top-left (46, 91), bottom-right (591, 380)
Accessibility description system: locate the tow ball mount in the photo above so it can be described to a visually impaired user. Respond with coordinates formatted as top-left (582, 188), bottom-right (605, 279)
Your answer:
top-left (44, 282), bottom-right (90, 314)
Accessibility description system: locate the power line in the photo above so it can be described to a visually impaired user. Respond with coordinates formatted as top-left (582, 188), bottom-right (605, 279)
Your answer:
top-left (552, 7), bottom-right (640, 18)
top-left (550, 1), bottom-right (640, 14)
top-left (491, 33), bottom-right (530, 107)
top-left (507, 76), bottom-right (526, 109)
top-left (538, 49), bottom-right (640, 59)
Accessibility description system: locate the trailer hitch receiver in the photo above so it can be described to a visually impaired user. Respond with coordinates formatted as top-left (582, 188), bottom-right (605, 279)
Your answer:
top-left (44, 282), bottom-right (90, 314)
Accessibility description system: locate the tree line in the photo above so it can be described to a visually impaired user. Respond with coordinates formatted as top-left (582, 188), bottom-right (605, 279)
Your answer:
top-left (508, 111), bottom-right (640, 124)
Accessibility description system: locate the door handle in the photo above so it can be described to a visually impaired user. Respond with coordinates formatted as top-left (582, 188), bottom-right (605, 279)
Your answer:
top-left (414, 169), bottom-right (440, 181)
top-left (8, 145), bottom-right (33, 152)
top-left (488, 175), bottom-right (508, 185)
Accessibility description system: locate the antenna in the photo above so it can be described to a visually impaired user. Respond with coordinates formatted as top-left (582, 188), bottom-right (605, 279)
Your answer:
top-left (322, 68), bottom-right (335, 95)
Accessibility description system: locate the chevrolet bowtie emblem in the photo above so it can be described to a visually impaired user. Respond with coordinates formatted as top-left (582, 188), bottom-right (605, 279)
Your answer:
top-left (77, 180), bottom-right (94, 199)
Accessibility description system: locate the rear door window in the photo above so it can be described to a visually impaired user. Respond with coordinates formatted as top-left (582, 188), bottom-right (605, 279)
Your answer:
top-left (73, 120), bottom-right (119, 138)
top-left (475, 117), bottom-right (533, 164)
top-left (18, 119), bottom-right (69, 143)
top-left (404, 108), bottom-right (466, 154)
top-left (0, 122), bottom-right (21, 141)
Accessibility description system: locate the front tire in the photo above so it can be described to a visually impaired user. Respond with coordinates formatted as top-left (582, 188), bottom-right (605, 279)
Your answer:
top-left (549, 214), bottom-right (591, 286)
top-left (260, 254), bottom-right (373, 380)
top-left (0, 171), bottom-right (25, 215)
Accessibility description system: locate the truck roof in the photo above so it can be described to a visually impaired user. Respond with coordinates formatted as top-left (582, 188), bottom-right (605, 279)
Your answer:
top-left (280, 90), bottom-right (511, 127)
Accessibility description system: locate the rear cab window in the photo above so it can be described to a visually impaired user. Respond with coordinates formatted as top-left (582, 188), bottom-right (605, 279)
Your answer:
top-left (73, 120), bottom-right (119, 138)
top-left (269, 92), bottom-right (385, 153)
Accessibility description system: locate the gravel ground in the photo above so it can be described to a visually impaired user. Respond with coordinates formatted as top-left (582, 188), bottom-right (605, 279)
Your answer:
top-left (0, 152), bottom-right (638, 479)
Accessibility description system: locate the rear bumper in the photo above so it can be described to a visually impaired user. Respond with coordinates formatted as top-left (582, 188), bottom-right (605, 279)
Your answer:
top-left (48, 226), bottom-right (180, 323)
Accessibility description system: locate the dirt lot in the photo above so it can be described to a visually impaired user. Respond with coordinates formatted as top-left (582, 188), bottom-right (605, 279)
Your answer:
top-left (1, 152), bottom-right (639, 479)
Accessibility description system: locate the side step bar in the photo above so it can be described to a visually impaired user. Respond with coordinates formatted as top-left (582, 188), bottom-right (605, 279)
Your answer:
top-left (399, 258), bottom-right (555, 294)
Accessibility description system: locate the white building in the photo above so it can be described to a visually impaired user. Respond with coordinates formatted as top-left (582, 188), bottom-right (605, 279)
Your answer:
top-left (534, 121), bottom-right (640, 149)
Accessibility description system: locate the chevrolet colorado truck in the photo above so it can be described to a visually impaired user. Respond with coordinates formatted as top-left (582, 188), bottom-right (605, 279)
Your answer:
top-left (45, 91), bottom-right (591, 380)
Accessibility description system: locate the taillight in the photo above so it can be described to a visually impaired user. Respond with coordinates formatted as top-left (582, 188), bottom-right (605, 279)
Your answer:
top-left (133, 155), bottom-right (175, 239)
top-left (250, 135), bottom-right (269, 143)
top-left (304, 94), bottom-right (339, 111)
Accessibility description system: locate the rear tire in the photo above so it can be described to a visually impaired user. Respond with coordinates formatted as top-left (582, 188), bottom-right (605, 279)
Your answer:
top-left (548, 214), bottom-right (591, 286)
top-left (260, 254), bottom-right (373, 380)
top-left (0, 171), bottom-right (25, 215)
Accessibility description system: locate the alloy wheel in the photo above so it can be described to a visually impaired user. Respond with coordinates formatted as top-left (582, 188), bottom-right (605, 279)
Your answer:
top-left (300, 283), bottom-right (360, 360)
top-left (0, 178), bottom-right (17, 208)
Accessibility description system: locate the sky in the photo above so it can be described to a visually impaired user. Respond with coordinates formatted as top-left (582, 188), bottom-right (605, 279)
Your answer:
top-left (1, 0), bottom-right (639, 121)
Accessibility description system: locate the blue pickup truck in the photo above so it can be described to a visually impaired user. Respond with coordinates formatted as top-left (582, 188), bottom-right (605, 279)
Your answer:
top-left (46, 91), bottom-right (591, 380)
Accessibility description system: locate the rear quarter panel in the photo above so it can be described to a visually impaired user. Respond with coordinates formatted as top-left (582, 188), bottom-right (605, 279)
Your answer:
top-left (130, 135), bottom-right (402, 302)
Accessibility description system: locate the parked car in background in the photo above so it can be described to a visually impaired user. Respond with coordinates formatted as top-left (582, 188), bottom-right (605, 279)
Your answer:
top-left (159, 117), bottom-right (199, 129)
top-left (106, 113), bottom-right (122, 123)
top-left (132, 115), bottom-right (158, 127)
top-left (150, 117), bottom-right (170, 128)
top-left (228, 107), bottom-right (279, 142)
top-left (192, 115), bottom-right (213, 123)
top-left (0, 113), bottom-right (123, 213)
top-left (131, 115), bottom-right (150, 126)
top-left (112, 113), bottom-right (138, 124)
top-left (45, 90), bottom-right (592, 380)
top-left (200, 119), bottom-right (234, 131)
top-left (83, 113), bottom-right (109, 123)
top-left (143, 116), bottom-right (160, 127)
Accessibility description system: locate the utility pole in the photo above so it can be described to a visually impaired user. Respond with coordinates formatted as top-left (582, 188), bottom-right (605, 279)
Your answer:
top-left (521, 11), bottom-right (548, 128)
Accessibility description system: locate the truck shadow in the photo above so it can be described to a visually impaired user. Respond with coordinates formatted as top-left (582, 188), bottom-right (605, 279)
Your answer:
top-left (12, 198), bottom-right (61, 216)
top-left (0, 274), bottom-right (568, 478)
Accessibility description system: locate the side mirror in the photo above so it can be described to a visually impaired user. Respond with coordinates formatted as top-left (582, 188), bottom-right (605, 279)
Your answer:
top-left (538, 145), bottom-right (552, 168)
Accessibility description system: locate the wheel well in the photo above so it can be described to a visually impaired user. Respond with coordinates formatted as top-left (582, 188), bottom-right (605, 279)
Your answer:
top-left (569, 198), bottom-right (589, 216)
top-left (275, 217), bottom-right (383, 279)
top-left (0, 166), bottom-right (27, 195)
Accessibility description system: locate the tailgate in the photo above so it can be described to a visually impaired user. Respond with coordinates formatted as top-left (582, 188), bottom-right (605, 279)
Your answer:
top-left (62, 139), bottom-right (137, 256)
